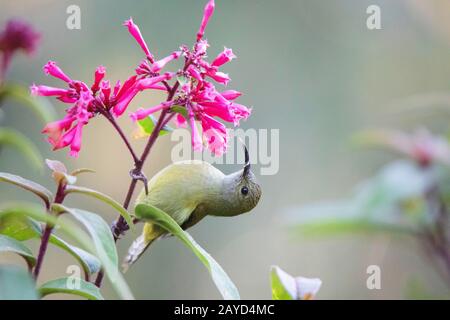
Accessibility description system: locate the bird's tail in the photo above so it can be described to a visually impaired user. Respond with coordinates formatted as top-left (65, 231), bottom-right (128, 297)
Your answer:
top-left (122, 223), bottom-right (160, 272)
top-left (122, 234), bottom-right (154, 272)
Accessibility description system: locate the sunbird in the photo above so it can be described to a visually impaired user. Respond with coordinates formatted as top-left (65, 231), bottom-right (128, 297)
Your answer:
top-left (123, 146), bottom-right (262, 270)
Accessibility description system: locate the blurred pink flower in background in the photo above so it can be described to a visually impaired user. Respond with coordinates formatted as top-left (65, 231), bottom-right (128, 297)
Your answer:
top-left (0, 19), bottom-right (40, 81)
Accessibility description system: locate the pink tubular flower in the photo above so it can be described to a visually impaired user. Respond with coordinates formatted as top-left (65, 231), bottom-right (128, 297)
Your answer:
top-left (201, 114), bottom-right (228, 156)
top-left (123, 18), bottom-right (154, 62)
top-left (188, 106), bottom-right (203, 152)
top-left (42, 116), bottom-right (76, 145)
top-left (43, 61), bottom-right (72, 83)
top-left (206, 70), bottom-right (230, 85)
top-left (197, 0), bottom-right (215, 41)
top-left (211, 47), bottom-right (236, 67)
top-left (113, 73), bottom-right (174, 117)
top-left (91, 65), bottom-right (106, 92)
top-left (30, 84), bottom-right (70, 97)
top-left (151, 51), bottom-right (181, 73)
top-left (220, 90), bottom-right (242, 100)
top-left (130, 102), bottom-right (172, 122)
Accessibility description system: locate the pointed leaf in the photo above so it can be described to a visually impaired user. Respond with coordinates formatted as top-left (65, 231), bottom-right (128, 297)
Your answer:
top-left (49, 234), bottom-right (101, 277)
top-left (0, 128), bottom-right (43, 171)
top-left (134, 115), bottom-right (172, 139)
top-left (0, 234), bottom-right (36, 267)
top-left (171, 105), bottom-right (188, 119)
top-left (0, 214), bottom-right (100, 278)
top-left (64, 185), bottom-right (134, 230)
top-left (0, 265), bottom-right (39, 301)
top-left (135, 203), bottom-right (240, 300)
top-left (0, 213), bottom-right (38, 240)
top-left (52, 204), bottom-right (134, 299)
top-left (0, 172), bottom-right (53, 208)
top-left (39, 277), bottom-right (104, 300)
top-left (1, 202), bottom-right (134, 300)
top-left (0, 265), bottom-right (39, 300)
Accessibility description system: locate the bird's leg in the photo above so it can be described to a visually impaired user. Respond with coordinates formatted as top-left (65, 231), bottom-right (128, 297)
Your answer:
top-left (129, 167), bottom-right (148, 195)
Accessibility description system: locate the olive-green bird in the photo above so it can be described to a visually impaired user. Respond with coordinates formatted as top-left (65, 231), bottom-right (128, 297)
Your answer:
top-left (123, 146), bottom-right (262, 270)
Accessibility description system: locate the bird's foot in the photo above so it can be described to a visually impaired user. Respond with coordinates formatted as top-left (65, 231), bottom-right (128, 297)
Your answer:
top-left (129, 167), bottom-right (148, 195)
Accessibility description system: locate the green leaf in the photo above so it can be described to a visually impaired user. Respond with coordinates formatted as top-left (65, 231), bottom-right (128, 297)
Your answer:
top-left (176, 75), bottom-right (189, 87)
top-left (135, 203), bottom-right (240, 300)
top-left (0, 128), bottom-right (43, 171)
top-left (39, 277), bottom-right (104, 300)
top-left (0, 172), bottom-right (53, 208)
top-left (0, 213), bottom-right (38, 240)
top-left (288, 160), bottom-right (433, 237)
top-left (60, 206), bottom-right (118, 274)
top-left (137, 115), bottom-right (173, 137)
top-left (0, 215), bottom-right (101, 277)
top-left (0, 234), bottom-right (36, 267)
top-left (0, 265), bottom-right (39, 300)
top-left (64, 185), bottom-right (134, 231)
top-left (171, 105), bottom-right (188, 119)
top-left (53, 204), bottom-right (134, 300)
top-left (0, 83), bottom-right (56, 123)
top-left (0, 202), bottom-right (134, 300)
top-left (49, 234), bottom-right (101, 277)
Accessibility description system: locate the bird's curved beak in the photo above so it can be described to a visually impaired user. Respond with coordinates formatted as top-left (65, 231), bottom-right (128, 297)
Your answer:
top-left (243, 144), bottom-right (251, 177)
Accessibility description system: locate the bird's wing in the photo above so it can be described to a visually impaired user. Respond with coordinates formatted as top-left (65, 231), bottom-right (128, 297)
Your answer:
top-left (180, 205), bottom-right (208, 230)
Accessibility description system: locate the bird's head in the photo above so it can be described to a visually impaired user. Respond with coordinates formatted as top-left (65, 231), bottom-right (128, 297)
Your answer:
top-left (213, 145), bottom-right (262, 216)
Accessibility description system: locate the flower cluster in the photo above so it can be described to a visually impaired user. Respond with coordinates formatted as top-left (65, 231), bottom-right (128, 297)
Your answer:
top-left (32, 0), bottom-right (250, 157)
top-left (0, 19), bottom-right (40, 79)
top-left (130, 0), bottom-right (251, 155)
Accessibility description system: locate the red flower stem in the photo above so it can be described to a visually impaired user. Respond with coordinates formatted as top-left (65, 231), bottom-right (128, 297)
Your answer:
top-left (97, 106), bottom-right (141, 165)
top-left (33, 182), bottom-right (66, 279)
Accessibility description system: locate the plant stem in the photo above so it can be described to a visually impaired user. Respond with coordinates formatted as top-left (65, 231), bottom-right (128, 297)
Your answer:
top-left (33, 182), bottom-right (66, 279)
top-left (95, 60), bottom-right (191, 288)
top-left (97, 107), bottom-right (140, 165)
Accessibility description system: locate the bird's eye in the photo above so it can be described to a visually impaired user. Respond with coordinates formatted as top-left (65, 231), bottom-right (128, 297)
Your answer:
top-left (241, 186), bottom-right (249, 195)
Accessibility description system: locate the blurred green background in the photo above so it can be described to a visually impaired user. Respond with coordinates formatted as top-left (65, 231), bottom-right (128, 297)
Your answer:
top-left (1, 0), bottom-right (450, 299)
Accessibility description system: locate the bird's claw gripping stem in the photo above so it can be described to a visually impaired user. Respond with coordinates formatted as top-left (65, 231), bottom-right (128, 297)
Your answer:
top-left (129, 167), bottom-right (148, 195)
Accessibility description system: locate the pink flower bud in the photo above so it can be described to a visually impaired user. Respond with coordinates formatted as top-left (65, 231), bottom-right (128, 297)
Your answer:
top-left (30, 84), bottom-right (69, 97)
top-left (207, 71), bottom-right (230, 85)
top-left (137, 72), bottom-right (174, 90)
top-left (188, 106), bottom-right (203, 152)
top-left (43, 61), bottom-right (72, 83)
top-left (211, 47), bottom-right (236, 67)
top-left (130, 102), bottom-right (171, 122)
top-left (69, 124), bottom-right (83, 157)
top-left (201, 114), bottom-right (228, 156)
top-left (91, 65), bottom-right (106, 92)
top-left (151, 51), bottom-right (181, 73)
top-left (100, 80), bottom-right (111, 105)
top-left (197, 0), bottom-right (215, 41)
top-left (220, 90), bottom-right (242, 100)
top-left (123, 18), bottom-right (153, 61)
top-left (187, 65), bottom-right (203, 82)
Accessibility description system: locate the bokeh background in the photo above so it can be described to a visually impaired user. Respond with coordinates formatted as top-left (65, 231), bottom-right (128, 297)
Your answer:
top-left (1, 0), bottom-right (450, 299)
